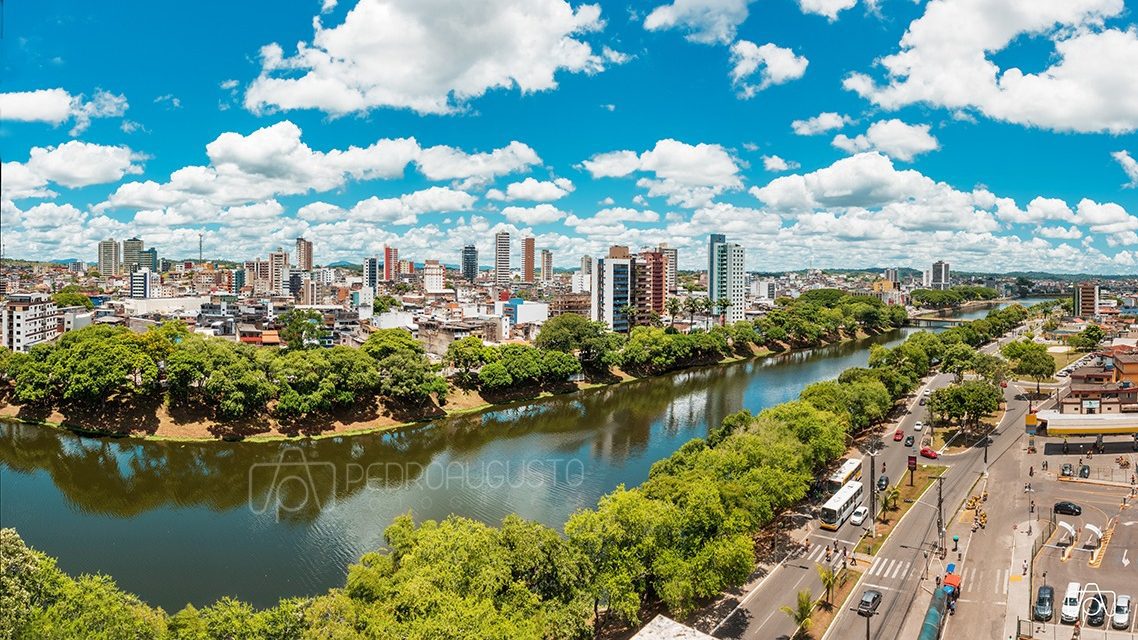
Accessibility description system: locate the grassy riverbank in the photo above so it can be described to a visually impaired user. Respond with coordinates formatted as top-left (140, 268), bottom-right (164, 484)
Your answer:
top-left (0, 336), bottom-right (841, 443)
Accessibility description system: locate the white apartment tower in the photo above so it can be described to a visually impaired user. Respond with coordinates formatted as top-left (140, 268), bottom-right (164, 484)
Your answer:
top-left (495, 231), bottom-right (511, 286)
top-left (122, 237), bottom-right (144, 273)
top-left (1, 293), bottom-right (61, 353)
top-left (423, 260), bottom-right (445, 293)
top-left (295, 237), bottom-right (313, 271)
top-left (931, 261), bottom-right (950, 290)
top-left (541, 249), bottom-right (553, 283)
top-left (708, 234), bottom-right (745, 324)
top-left (658, 243), bottom-right (678, 294)
top-left (590, 247), bottom-right (634, 333)
top-left (97, 239), bottom-right (121, 276)
top-left (268, 249), bottom-right (289, 294)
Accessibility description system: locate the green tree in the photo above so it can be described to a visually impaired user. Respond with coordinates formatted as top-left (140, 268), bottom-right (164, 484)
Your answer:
top-left (665, 297), bottom-right (682, 328)
top-left (278, 309), bottom-right (325, 350)
top-left (360, 328), bottom-right (423, 361)
top-left (816, 564), bottom-right (838, 604)
top-left (51, 285), bottom-right (93, 310)
top-left (780, 589), bottom-right (814, 638)
top-left (372, 295), bottom-right (402, 313)
top-left (444, 336), bottom-right (495, 384)
top-left (941, 342), bottom-right (976, 383)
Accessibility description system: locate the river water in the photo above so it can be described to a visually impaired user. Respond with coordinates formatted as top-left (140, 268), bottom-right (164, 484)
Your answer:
top-left (0, 300), bottom-right (1048, 610)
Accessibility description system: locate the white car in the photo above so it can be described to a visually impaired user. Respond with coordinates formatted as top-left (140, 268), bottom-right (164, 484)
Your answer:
top-left (1061, 582), bottom-right (1082, 624)
top-left (914, 421), bottom-right (924, 431)
top-left (1113, 595), bottom-right (1132, 630)
top-left (850, 505), bottom-right (870, 526)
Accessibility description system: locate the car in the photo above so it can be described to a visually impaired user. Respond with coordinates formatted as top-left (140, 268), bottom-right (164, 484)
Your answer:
top-left (877, 475), bottom-right (889, 491)
top-left (850, 505), bottom-right (870, 526)
top-left (857, 589), bottom-right (882, 616)
top-left (1079, 464), bottom-right (1091, 478)
top-left (914, 421), bottom-right (924, 431)
top-left (919, 397), bottom-right (927, 406)
top-left (1053, 501), bottom-right (1082, 516)
top-left (1061, 463), bottom-right (1074, 477)
top-left (920, 446), bottom-right (938, 459)
top-left (1113, 594), bottom-right (1132, 630)
top-left (1087, 593), bottom-right (1108, 626)
top-left (1034, 585), bottom-right (1055, 622)
top-left (905, 435), bottom-right (915, 447)
top-left (1061, 583), bottom-right (1082, 624)
top-left (1057, 371), bottom-right (1069, 377)
top-left (923, 389), bottom-right (931, 397)
top-left (894, 428), bottom-right (904, 441)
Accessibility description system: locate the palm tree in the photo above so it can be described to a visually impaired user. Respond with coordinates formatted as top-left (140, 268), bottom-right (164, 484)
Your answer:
top-left (816, 564), bottom-right (839, 604)
top-left (882, 486), bottom-right (901, 513)
top-left (780, 589), bottom-right (814, 638)
top-left (700, 297), bottom-right (714, 330)
top-left (618, 304), bottom-right (638, 331)
top-left (666, 297), bottom-right (682, 328)
top-left (716, 296), bottom-right (733, 326)
top-left (683, 297), bottom-right (700, 331)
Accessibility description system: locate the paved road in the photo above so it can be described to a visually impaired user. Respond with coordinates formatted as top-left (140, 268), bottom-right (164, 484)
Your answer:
top-left (820, 326), bottom-right (1048, 640)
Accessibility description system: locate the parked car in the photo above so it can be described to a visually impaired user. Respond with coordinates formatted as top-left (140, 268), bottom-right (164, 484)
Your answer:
top-left (1034, 585), bottom-right (1055, 622)
top-left (914, 421), bottom-right (924, 431)
top-left (905, 435), bottom-right (915, 447)
top-left (919, 397), bottom-right (927, 406)
top-left (857, 589), bottom-right (882, 616)
top-left (1054, 501), bottom-right (1082, 516)
top-left (1061, 583), bottom-right (1082, 624)
top-left (877, 475), bottom-right (889, 491)
top-left (1113, 594), bottom-right (1132, 630)
top-left (894, 428), bottom-right (904, 441)
top-left (1061, 463), bottom-right (1074, 477)
top-left (1079, 464), bottom-right (1091, 478)
top-left (850, 505), bottom-right (870, 526)
top-left (920, 446), bottom-right (938, 459)
top-left (1087, 593), bottom-right (1108, 626)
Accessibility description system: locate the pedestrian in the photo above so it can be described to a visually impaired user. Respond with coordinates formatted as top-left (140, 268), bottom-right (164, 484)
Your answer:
top-left (1030, 500), bottom-right (1035, 513)
top-left (1022, 559), bottom-right (1028, 575)
top-left (1024, 483), bottom-right (1029, 493)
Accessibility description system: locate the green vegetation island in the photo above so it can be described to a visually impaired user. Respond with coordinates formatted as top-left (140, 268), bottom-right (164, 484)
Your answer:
top-left (0, 291), bottom-right (908, 441)
top-left (0, 302), bottom-right (1054, 639)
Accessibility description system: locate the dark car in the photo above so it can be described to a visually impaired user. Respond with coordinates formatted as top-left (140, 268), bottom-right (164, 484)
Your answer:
top-left (1034, 585), bottom-right (1055, 621)
top-left (1061, 463), bottom-right (1074, 477)
top-left (919, 397), bottom-right (927, 406)
top-left (877, 475), bottom-right (889, 491)
top-left (905, 435), bottom-right (915, 447)
top-left (1079, 465), bottom-right (1091, 478)
top-left (1054, 501), bottom-right (1082, 516)
top-left (857, 590), bottom-right (882, 617)
top-left (1087, 593), bottom-right (1108, 626)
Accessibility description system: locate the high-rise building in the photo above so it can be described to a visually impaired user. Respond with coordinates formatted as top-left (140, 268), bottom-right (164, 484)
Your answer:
top-left (1, 293), bottom-right (61, 353)
top-left (884, 267), bottom-right (899, 286)
top-left (383, 246), bottom-right (399, 281)
top-left (707, 233), bottom-right (726, 302)
top-left (708, 234), bottom-right (745, 324)
top-left (1074, 282), bottom-right (1100, 318)
top-left (931, 261), bottom-right (950, 290)
top-left (364, 257), bottom-right (381, 293)
top-left (522, 237), bottom-right (536, 282)
top-left (580, 255), bottom-right (592, 276)
top-left (399, 259), bottom-right (415, 275)
top-left (634, 250), bottom-right (666, 323)
top-left (752, 280), bottom-right (777, 300)
top-left (658, 243), bottom-right (678, 294)
top-left (541, 249), bottom-right (553, 283)
top-left (295, 237), bottom-right (313, 271)
top-left (591, 246), bottom-right (634, 333)
top-left (462, 245), bottom-right (478, 281)
top-left (130, 269), bottom-right (155, 299)
top-left (495, 232), bottom-right (511, 286)
top-left (268, 249), bottom-right (289, 294)
top-left (97, 239), bottom-right (120, 276)
top-left (423, 260), bottom-right (445, 293)
top-left (122, 237), bottom-right (145, 273)
top-left (229, 268), bottom-right (246, 294)
top-left (139, 248), bottom-right (158, 272)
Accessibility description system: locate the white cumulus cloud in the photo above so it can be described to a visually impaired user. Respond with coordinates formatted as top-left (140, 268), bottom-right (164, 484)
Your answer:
top-left (0, 88), bottom-right (128, 135)
top-left (582, 139), bottom-right (743, 208)
top-left (1113, 150), bottom-right (1138, 188)
top-left (729, 41), bottom-right (808, 99)
top-left (791, 111), bottom-right (852, 135)
top-left (832, 119), bottom-right (939, 161)
top-left (245, 0), bottom-right (611, 116)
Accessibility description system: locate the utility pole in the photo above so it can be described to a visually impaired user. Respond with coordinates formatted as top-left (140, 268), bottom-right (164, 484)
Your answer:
top-left (869, 450), bottom-right (877, 539)
top-left (936, 475), bottom-right (945, 555)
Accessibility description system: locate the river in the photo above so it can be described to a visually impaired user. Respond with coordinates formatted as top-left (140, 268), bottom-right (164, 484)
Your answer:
top-left (0, 301), bottom-right (1044, 611)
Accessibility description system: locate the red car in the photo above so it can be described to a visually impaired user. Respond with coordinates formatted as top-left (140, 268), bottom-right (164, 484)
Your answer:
top-left (893, 428), bottom-right (904, 441)
top-left (920, 446), bottom-right (938, 459)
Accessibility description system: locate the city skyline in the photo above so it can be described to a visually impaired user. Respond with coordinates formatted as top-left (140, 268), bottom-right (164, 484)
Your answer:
top-left (3, 1), bottom-right (1138, 274)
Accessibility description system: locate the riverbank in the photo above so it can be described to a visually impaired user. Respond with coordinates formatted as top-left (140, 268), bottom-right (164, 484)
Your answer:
top-left (0, 339), bottom-right (798, 443)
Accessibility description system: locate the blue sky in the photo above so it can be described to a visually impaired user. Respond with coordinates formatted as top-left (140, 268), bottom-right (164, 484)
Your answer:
top-left (2, 0), bottom-right (1138, 273)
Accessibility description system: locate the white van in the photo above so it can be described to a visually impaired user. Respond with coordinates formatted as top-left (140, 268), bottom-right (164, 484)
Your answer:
top-left (1061, 582), bottom-right (1082, 624)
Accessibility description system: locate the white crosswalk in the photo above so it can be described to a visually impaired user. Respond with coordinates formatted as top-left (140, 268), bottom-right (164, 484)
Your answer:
top-left (864, 556), bottom-right (915, 581)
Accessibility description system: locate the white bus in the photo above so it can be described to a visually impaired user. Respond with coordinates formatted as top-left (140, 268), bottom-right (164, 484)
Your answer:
top-left (819, 480), bottom-right (865, 531)
top-left (825, 458), bottom-right (863, 493)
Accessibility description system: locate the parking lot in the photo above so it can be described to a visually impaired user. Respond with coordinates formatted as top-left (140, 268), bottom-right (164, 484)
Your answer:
top-left (1029, 444), bottom-right (1138, 635)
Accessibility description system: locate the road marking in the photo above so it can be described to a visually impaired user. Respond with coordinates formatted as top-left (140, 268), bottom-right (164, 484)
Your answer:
top-left (1124, 549), bottom-right (1130, 568)
top-left (862, 582), bottom-right (903, 593)
top-left (868, 556), bottom-right (883, 576)
top-left (891, 561), bottom-right (909, 579)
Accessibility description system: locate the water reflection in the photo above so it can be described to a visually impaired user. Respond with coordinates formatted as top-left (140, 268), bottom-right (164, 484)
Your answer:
top-left (1, 327), bottom-right (920, 610)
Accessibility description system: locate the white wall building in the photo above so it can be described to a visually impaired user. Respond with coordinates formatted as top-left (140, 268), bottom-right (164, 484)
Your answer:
top-left (590, 256), bottom-right (634, 332)
top-left (495, 231), bottom-right (511, 286)
top-left (423, 260), bottom-right (446, 293)
top-left (1, 294), bottom-right (62, 353)
top-left (709, 235), bottom-right (745, 324)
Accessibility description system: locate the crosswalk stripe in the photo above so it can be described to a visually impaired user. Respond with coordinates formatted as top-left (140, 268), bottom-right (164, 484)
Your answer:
top-left (881, 559), bottom-right (895, 577)
top-left (869, 557), bottom-right (882, 576)
top-left (890, 561), bottom-right (906, 579)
